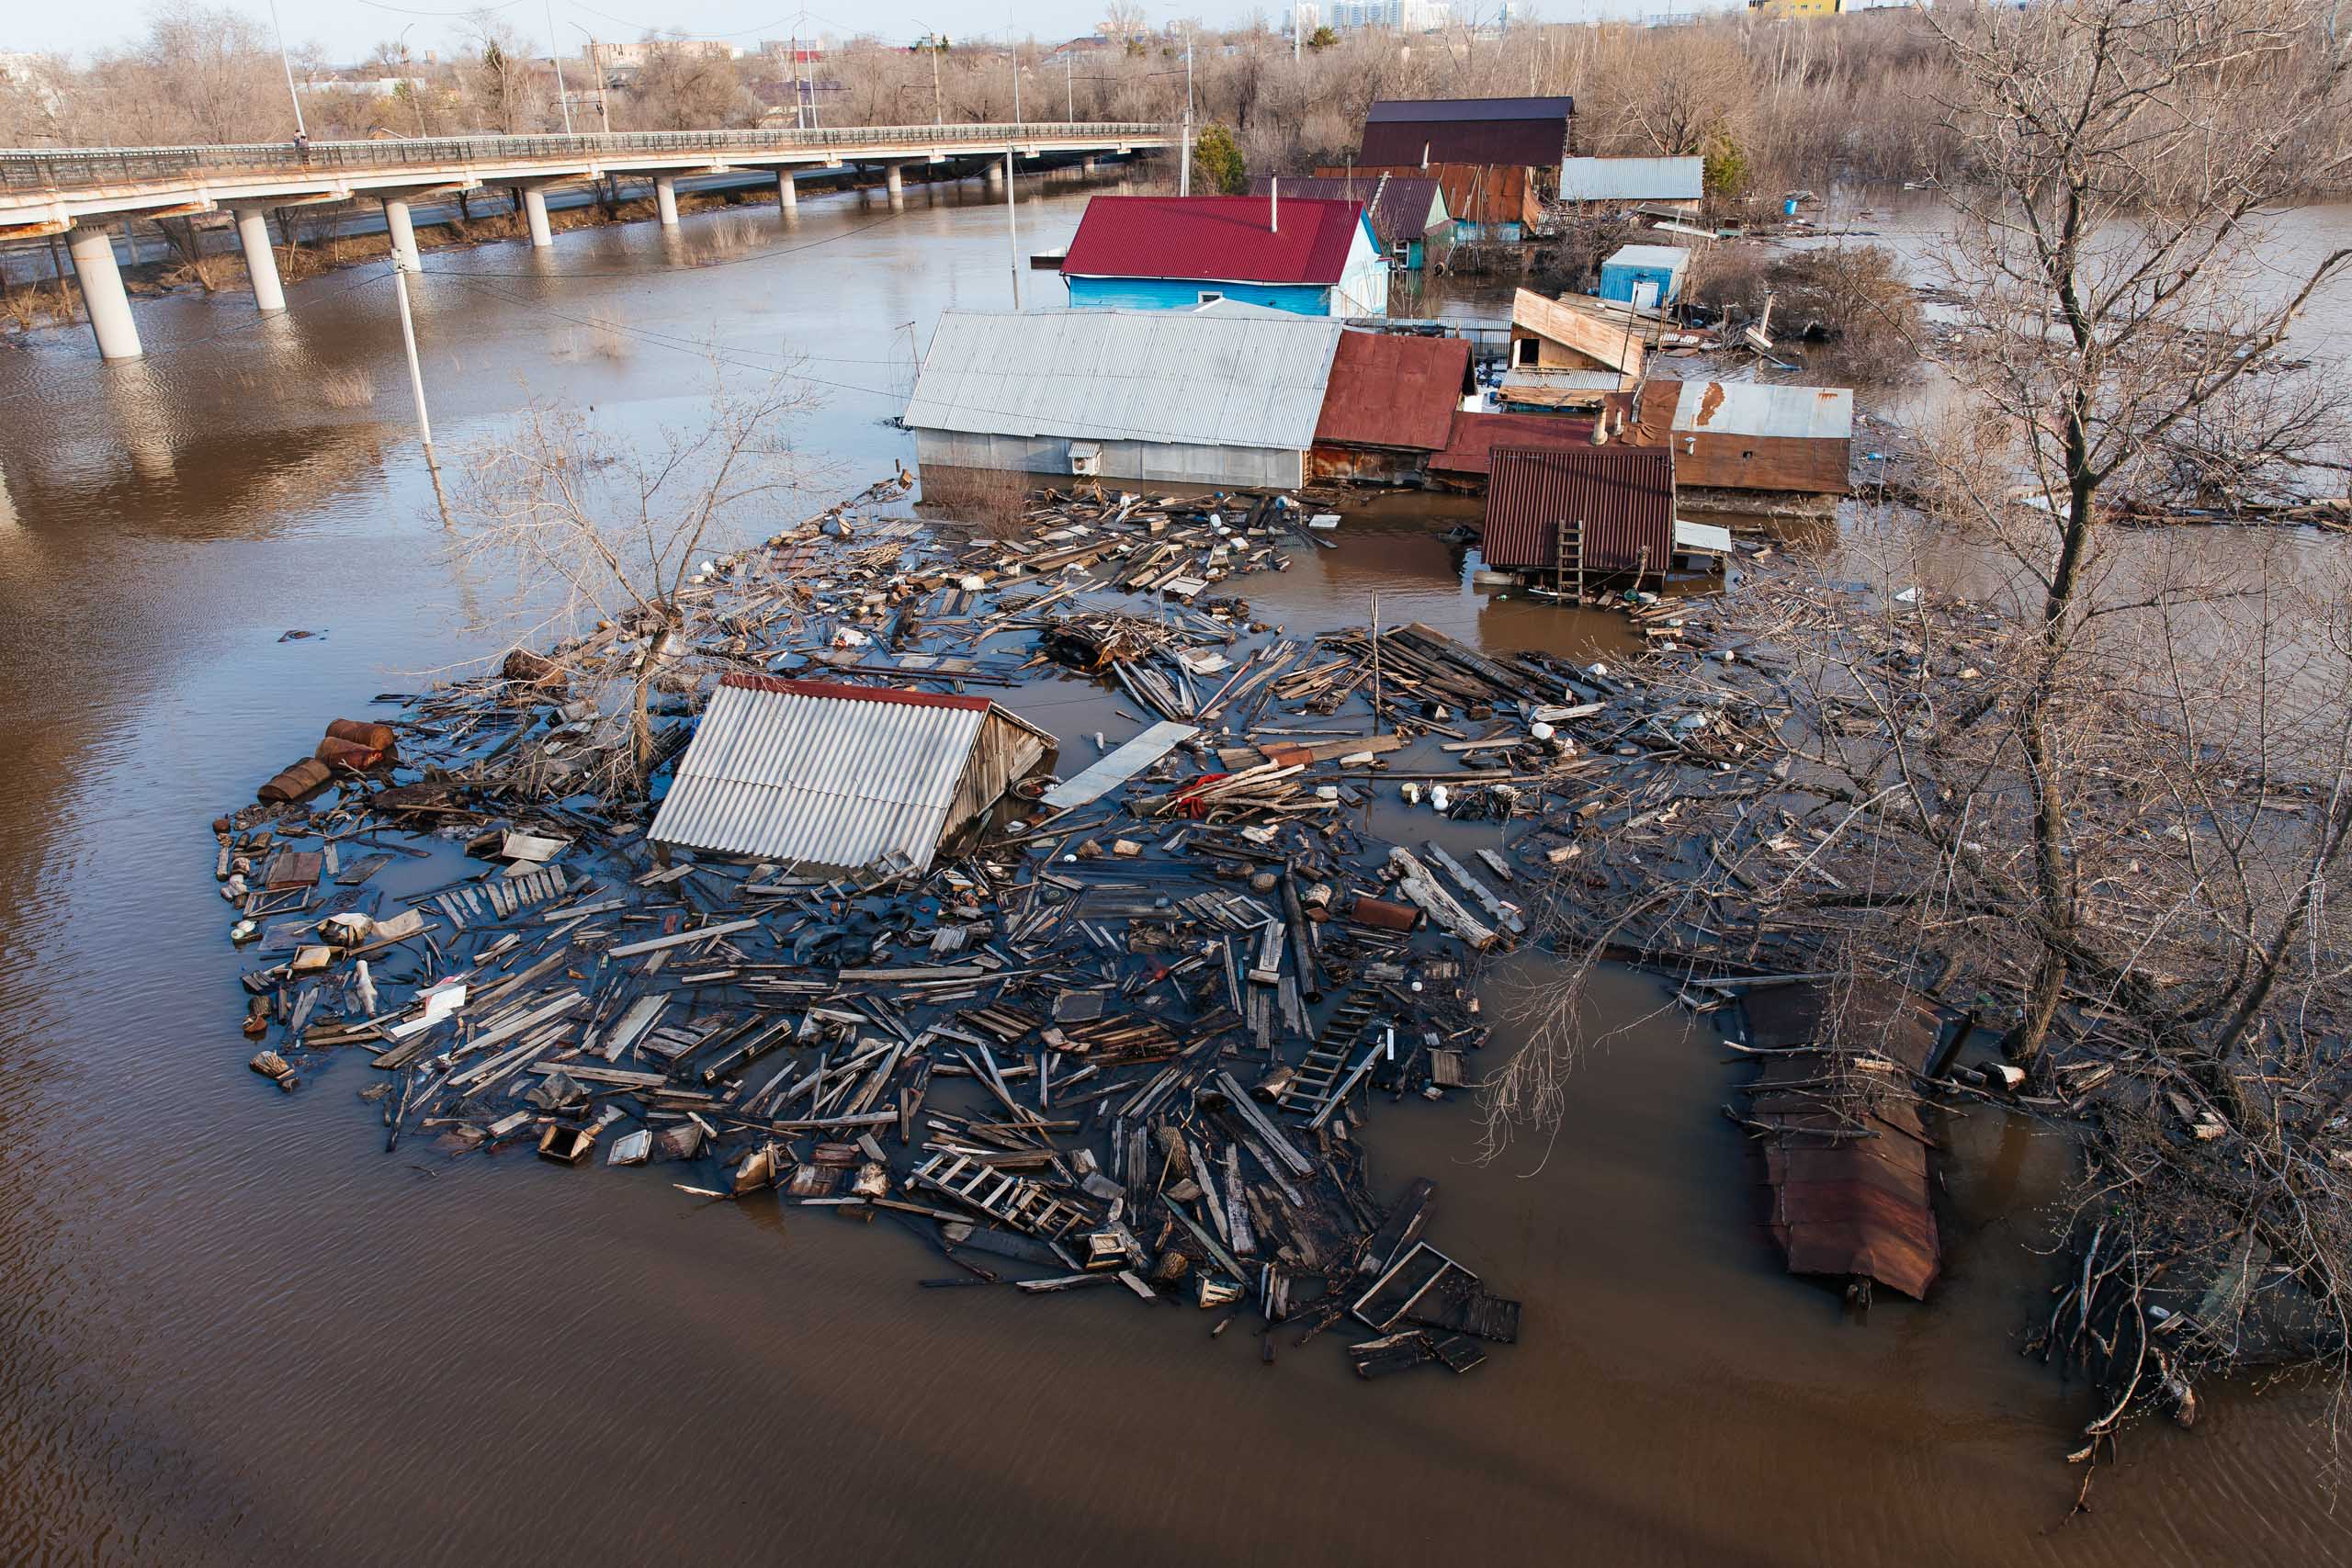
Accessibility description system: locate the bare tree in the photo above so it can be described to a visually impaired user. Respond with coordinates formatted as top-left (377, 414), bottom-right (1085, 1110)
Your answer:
top-left (446, 372), bottom-right (834, 793)
top-left (622, 39), bottom-right (757, 131)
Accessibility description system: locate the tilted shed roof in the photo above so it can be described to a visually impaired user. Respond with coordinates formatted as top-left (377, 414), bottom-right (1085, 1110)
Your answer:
top-left (1559, 155), bottom-right (1705, 202)
top-left (1248, 174), bottom-right (1449, 243)
top-left (1430, 410), bottom-right (1599, 477)
top-left (1481, 446), bottom-right (1676, 574)
top-left (1060, 194), bottom-right (1367, 286)
top-left (1315, 330), bottom-right (1472, 452)
top-left (902, 309), bottom-right (1345, 452)
top-left (1602, 243), bottom-right (1694, 275)
top-left (1668, 379), bottom-right (1855, 439)
top-left (648, 676), bottom-right (1054, 873)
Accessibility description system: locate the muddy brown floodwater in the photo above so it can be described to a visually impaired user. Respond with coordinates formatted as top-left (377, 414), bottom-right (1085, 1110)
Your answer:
top-left (0, 173), bottom-right (2345, 1567)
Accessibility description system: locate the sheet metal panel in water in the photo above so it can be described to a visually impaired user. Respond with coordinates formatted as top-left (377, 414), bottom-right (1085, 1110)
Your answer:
top-left (650, 676), bottom-right (1040, 874)
top-left (902, 308), bottom-right (1344, 455)
top-left (1480, 445), bottom-right (1675, 573)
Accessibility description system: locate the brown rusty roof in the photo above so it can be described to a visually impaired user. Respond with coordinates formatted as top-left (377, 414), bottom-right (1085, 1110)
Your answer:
top-left (1314, 331), bottom-right (1472, 453)
top-left (1359, 96), bottom-right (1574, 167)
top-left (1479, 445), bottom-right (1675, 574)
top-left (1737, 981), bottom-right (1949, 1301)
top-left (1430, 411), bottom-right (1597, 477)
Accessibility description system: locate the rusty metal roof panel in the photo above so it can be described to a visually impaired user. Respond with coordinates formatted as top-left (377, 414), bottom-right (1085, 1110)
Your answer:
top-left (1314, 330), bottom-right (1471, 452)
top-left (1671, 379), bottom-right (1855, 440)
top-left (1480, 445), bottom-right (1676, 574)
top-left (903, 308), bottom-right (1344, 453)
top-left (650, 676), bottom-right (1046, 874)
top-left (1430, 410), bottom-right (1597, 477)
top-left (1360, 96), bottom-right (1574, 167)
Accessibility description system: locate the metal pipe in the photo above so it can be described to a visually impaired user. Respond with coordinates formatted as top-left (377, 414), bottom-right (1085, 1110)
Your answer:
top-left (392, 258), bottom-right (434, 457)
top-left (266, 0), bottom-right (306, 139)
top-left (1004, 148), bottom-right (1020, 310)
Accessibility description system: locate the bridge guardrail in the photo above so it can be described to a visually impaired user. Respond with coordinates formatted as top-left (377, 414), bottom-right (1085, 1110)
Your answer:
top-left (0, 122), bottom-right (1176, 194)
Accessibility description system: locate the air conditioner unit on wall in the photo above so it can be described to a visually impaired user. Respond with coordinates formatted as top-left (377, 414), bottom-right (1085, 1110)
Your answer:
top-left (1069, 442), bottom-right (1102, 477)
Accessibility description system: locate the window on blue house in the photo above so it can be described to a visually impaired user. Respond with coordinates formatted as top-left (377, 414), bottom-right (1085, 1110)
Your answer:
top-left (1198, 290), bottom-right (1223, 303)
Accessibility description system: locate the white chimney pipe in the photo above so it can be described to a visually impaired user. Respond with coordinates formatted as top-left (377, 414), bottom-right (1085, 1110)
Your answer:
top-left (1271, 175), bottom-right (1279, 233)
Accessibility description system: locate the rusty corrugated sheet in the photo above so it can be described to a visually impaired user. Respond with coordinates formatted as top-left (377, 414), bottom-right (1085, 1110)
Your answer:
top-left (1429, 411), bottom-right (1597, 479)
top-left (1314, 331), bottom-right (1471, 452)
top-left (1358, 96), bottom-right (1574, 167)
top-left (1738, 981), bottom-right (1948, 1301)
top-left (1480, 445), bottom-right (1675, 574)
top-left (649, 676), bottom-right (1055, 873)
top-left (1318, 164), bottom-right (1541, 230)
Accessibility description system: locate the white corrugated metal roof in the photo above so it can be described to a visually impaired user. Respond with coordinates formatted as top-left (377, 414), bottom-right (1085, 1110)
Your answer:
top-left (1671, 381), bottom-right (1855, 440)
top-left (1602, 243), bottom-right (1693, 274)
top-left (1560, 156), bottom-right (1704, 202)
top-left (650, 680), bottom-right (1023, 873)
top-left (902, 308), bottom-right (1345, 452)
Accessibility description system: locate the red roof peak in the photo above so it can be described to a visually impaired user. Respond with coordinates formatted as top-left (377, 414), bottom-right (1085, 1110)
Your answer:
top-left (1060, 195), bottom-right (1366, 287)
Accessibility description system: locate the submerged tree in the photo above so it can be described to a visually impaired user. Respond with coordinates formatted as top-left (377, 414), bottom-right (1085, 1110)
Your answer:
top-left (446, 370), bottom-right (831, 795)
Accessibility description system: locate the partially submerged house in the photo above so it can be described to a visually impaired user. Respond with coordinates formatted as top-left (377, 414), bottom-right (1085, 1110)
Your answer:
top-left (1558, 155), bottom-right (1705, 210)
top-left (1248, 173), bottom-right (1453, 268)
top-left (1331, 164), bottom-right (1543, 243)
top-left (1059, 194), bottom-right (1389, 318)
top-left (1428, 411), bottom-right (1600, 490)
top-left (1598, 243), bottom-right (1692, 309)
top-left (1505, 287), bottom-right (1647, 397)
top-left (1620, 378), bottom-right (1853, 495)
top-left (1479, 446), bottom-right (1677, 586)
top-left (1357, 96), bottom-right (1576, 171)
top-left (650, 676), bottom-right (1057, 874)
top-left (1309, 329), bottom-right (1476, 483)
top-left (901, 307), bottom-right (1344, 488)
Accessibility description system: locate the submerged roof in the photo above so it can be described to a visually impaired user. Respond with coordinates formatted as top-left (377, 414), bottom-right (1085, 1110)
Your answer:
top-left (902, 309), bottom-right (1345, 452)
top-left (648, 676), bottom-right (1052, 873)
top-left (1248, 174), bottom-right (1449, 243)
top-left (1482, 446), bottom-right (1676, 574)
top-left (1060, 195), bottom-right (1367, 286)
top-left (1359, 96), bottom-right (1574, 168)
top-left (1315, 330), bottom-right (1471, 452)
top-left (1430, 410), bottom-right (1598, 477)
top-left (1666, 379), bottom-right (1855, 439)
top-left (1559, 155), bottom-right (1705, 202)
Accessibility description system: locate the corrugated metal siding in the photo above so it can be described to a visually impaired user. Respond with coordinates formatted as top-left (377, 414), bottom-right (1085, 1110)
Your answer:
top-left (1672, 379), bottom-right (1855, 439)
top-left (650, 679), bottom-right (1050, 873)
top-left (902, 308), bottom-right (1343, 454)
top-left (1315, 331), bottom-right (1470, 451)
top-left (1482, 446), bottom-right (1675, 574)
top-left (914, 430), bottom-right (1306, 490)
top-left (1559, 156), bottom-right (1704, 202)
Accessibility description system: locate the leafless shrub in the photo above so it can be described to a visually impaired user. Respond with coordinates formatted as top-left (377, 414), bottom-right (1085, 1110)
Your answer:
top-left (318, 368), bottom-right (373, 409)
top-left (918, 464), bottom-right (1034, 539)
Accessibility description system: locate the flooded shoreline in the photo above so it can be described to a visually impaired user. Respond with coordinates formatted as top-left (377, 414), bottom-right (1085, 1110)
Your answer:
top-left (3, 177), bottom-right (2349, 1567)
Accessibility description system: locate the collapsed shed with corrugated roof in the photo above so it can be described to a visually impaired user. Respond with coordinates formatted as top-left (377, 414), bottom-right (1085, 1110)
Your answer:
top-left (1620, 378), bottom-right (1855, 495)
top-left (1309, 329), bottom-right (1474, 483)
top-left (649, 676), bottom-right (1057, 874)
top-left (1736, 980), bottom-right (1960, 1302)
top-left (1480, 446), bottom-right (1676, 581)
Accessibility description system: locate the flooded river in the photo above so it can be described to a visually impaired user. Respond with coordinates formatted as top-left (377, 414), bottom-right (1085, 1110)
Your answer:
top-left (0, 173), bottom-right (2344, 1566)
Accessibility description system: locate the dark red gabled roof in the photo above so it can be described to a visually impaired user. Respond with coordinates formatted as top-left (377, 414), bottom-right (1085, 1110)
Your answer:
top-left (1060, 196), bottom-right (1366, 286)
top-left (1315, 331), bottom-right (1473, 452)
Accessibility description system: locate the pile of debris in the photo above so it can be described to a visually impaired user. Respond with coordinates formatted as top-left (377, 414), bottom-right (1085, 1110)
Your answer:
top-left (207, 480), bottom-right (1665, 1382)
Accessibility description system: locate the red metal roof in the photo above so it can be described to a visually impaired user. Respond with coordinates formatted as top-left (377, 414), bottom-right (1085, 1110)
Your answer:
top-left (1314, 331), bottom-right (1472, 452)
top-left (1430, 411), bottom-right (1598, 477)
top-left (1480, 446), bottom-right (1675, 575)
top-left (1059, 195), bottom-right (1365, 286)
top-left (720, 674), bottom-right (994, 713)
top-left (1359, 96), bottom-right (1574, 169)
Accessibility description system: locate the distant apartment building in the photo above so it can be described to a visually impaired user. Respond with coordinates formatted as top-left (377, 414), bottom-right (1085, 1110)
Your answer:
top-left (583, 39), bottom-right (740, 69)
top-left (1326, 0), bottom-right (1456, 32)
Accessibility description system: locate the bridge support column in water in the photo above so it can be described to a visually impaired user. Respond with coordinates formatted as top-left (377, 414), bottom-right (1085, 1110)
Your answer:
top-left (885, 163), bottom-right (905, 198)
top-left (654, 175), bottom-right (679, 228)
top-left (775, 171), bottom-right (797, 213)
top-left (231, 209), bottom-right (286, 314)
top-left (383, 197), bottom-right (422, 273)
top-left (521, 186), bottom-right (553, 248)
top-left (65, 224), bottom-right (141, 360)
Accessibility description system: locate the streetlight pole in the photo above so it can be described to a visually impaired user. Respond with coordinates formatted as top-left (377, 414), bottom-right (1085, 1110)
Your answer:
top-left (267, 0), bottom-right (306, 139)
top-left (567, 24), bottom-right (612, 133)
top-left (918, 28), bottom-right (943, 127)
top-left (1012, 51), bottom-right (1022, 127)
top-left (1066, 54), bottom-right (1074, 119)
top-left (1005, 148), bottom-right (1021, 310)
top-left (546, 1), bottom-right (573, 134)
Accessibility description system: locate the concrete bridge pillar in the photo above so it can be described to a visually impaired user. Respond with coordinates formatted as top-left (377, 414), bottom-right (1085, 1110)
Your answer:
top-left (232, 208), bottom-right (287, 314)
top-left (521, 186), bottom-right (553, 247)
top-left (884, 163), bottom-right (905, 197)
top-left (775, 170), bottom-right (797, 212)
top-left (65, 224), bottom-right (141, 360)
top-left (383, 196), bottom-right (422, 272)
top-left (985, 160), bottom-right (1004, 189)
top-left (654, 175), bottom-right (680, 227)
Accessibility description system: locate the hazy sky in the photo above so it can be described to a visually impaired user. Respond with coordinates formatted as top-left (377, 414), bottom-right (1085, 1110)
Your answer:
top-left (13, 0), bottom-right (1736, 64)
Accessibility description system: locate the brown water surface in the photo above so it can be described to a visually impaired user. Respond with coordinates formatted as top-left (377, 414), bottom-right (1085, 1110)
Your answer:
top-left (0, 175), bottom-right (2344, 1567)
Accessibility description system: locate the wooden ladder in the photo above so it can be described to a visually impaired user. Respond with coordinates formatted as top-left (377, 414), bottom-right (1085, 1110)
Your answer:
top-left (911, 1152), bottom-right (1089, 1239)
top-left (1555, 517), bottom-right (1586, 604)
top-left (1277, 992), bottom-right (1382, 1123)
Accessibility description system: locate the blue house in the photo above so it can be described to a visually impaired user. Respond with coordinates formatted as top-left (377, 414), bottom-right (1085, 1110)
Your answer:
top-left (1060, 194), bottom-right (1391, 319)
top-left (1598, 244), bottom-right (1692, 310)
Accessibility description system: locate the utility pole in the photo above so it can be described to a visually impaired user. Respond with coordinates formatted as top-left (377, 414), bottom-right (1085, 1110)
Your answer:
top-left (391, 259), bottom-right (434, 461)
top-left (1066, 54), bottom-right (1074, 119)
top-left (1013, 50), bottom-right (1023, 126)
top-left (924, 31), bottom-right (943, 126)
top-left (1178, 35), bottom-right (1193, 196)
top-left (1295, 3), bottom-right (1302, 63)
top-left (547, 1), bottom-right (573, 134)
top-left (1004, 148), bottom-right (1021, 309)
top-left (267, 0), bottom-right (306, 138)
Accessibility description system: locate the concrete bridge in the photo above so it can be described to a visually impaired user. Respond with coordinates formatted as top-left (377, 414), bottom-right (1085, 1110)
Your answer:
top-left (0, 121), bottom-right (1175, 359)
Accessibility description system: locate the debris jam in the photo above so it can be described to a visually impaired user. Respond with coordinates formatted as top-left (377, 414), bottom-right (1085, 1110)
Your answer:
top-left (208, 483), bottom-right (1658, 1382)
